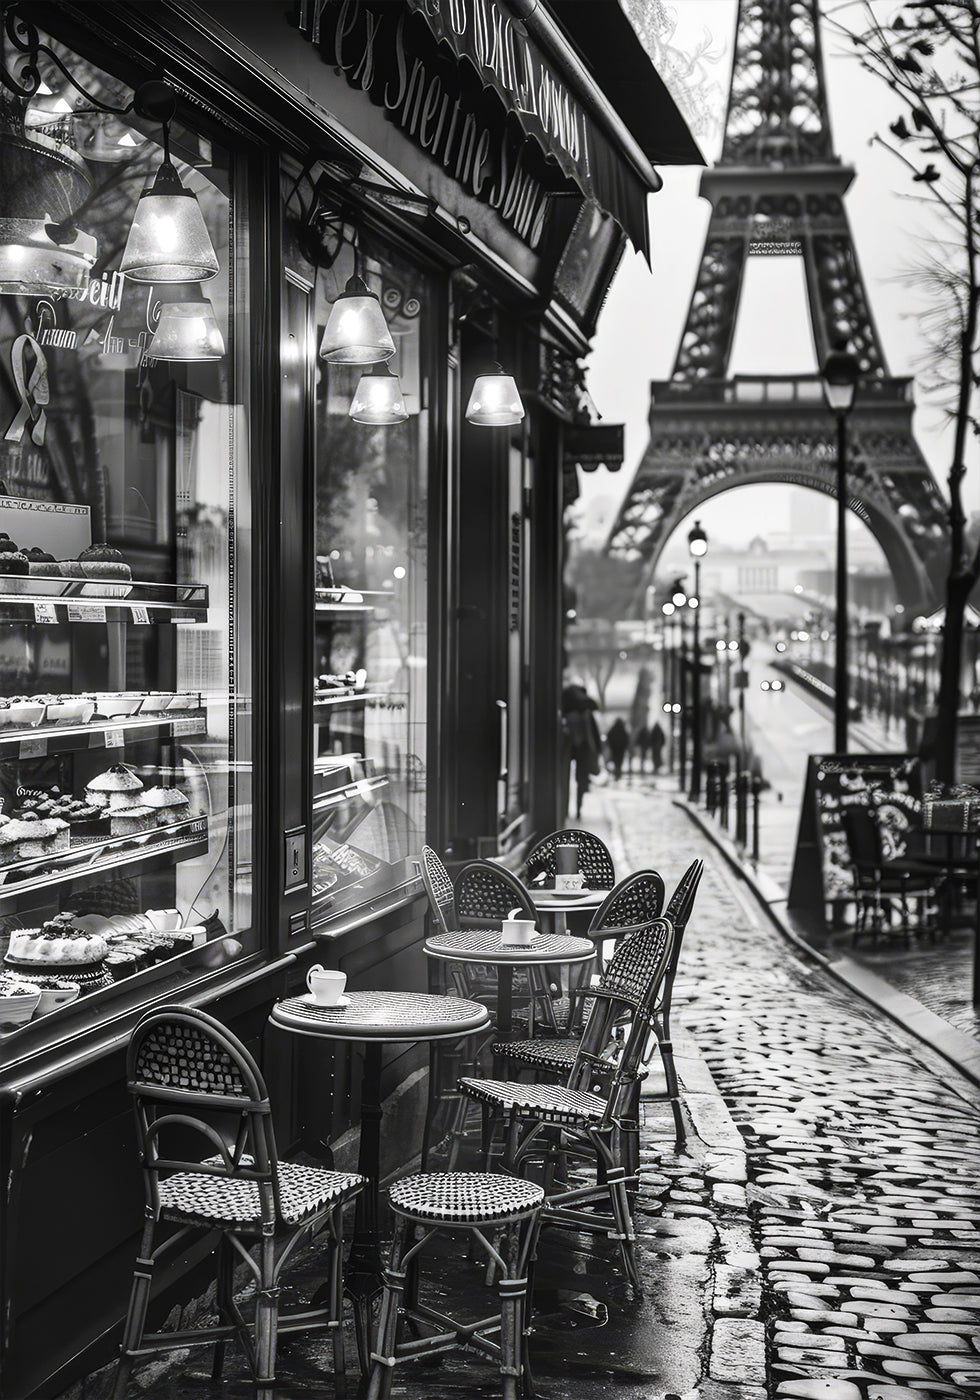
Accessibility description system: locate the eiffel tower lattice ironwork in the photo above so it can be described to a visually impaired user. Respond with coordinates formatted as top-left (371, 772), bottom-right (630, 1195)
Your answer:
top-left (606, 0), bottom-right (948, 611)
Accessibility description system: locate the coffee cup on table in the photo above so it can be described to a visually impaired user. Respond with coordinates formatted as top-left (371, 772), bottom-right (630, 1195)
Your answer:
top-left (555, 843), bottom-right (580, 875)
top-left (307, 964), bottom-right (347, 1005)
top-left (501, 909), bottom-right (537, 945)
top-left (555, 871), bottom-right (586, 893)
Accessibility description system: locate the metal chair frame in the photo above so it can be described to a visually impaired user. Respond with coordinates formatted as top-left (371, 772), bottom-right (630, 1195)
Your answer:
top-left (112, 1005), bottom-right (364, 1400)
top-left (458, 919), bottom-right (673, 1292)
top-left (841, 806), bottom-right (939, 945)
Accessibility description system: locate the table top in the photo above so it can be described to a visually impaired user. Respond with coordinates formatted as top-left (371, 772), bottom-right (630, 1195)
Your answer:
top-left (528, 886), bottom-right (607, 912)
top-left (423, 929), bottom-right (595, 965)
top-left (269, 989), bottom-right (492, 1041)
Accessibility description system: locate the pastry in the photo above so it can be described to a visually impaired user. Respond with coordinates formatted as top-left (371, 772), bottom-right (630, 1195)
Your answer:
top-left (0, 825), bottom-right (22, 866)
top-left (8, 914), bottom-right (108, 965)
top-left (0, 533), bottom-right (17, 554)
top-left (142, 788), bottom-right (190, 825)
top-left (109, 805), bottom-right (156, 836)
top-left (0, 550), bottom-right (29, 575)
top-left (86, 765), bottom-right (143, 807)
top-left (107, 789), bottom-right (147, 812)
top-left (78, 543), bottom-right (131, 580)
top-left (24, 546), bottom-right (55, 573)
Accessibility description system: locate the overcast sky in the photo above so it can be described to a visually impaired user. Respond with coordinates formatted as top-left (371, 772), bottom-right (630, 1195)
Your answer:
top-left (575, 0), bottom-right (972, 552)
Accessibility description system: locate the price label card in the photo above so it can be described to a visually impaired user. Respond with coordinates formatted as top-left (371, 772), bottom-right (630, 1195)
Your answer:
top-left (102, 727), bottom-right (125, 749)
top-left (67, 602), bottom-right (107, 623)
top-left (33, 602), bottom-right (57, 623)
top-left (173, 717), bottom-right (205, 736)
top-left (18, 737), bottom-right (47, 759)
top-left (130, 605), bottom-right (150, 624)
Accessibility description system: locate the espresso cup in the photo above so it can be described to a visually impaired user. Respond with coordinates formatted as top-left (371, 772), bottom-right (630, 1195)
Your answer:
top-left (501, 908), bottom-right (537, 945)
top-left (307, 964), bottom-right (347, 1005)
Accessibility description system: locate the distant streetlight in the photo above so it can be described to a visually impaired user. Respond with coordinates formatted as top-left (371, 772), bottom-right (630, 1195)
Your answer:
top-left (821, 340), bottom-right (860, 753)
top-left (687, 520), bottom-right (708, 800)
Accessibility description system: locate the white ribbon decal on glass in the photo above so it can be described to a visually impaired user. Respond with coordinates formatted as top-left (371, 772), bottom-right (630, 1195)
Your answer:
top-left (5, 333), bottom-right (50, 447)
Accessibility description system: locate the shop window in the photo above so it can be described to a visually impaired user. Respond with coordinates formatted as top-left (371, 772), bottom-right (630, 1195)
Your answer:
top-left (311, 238), bottom-right (428, 923)
top-left (0, 26), bottom-right (253, 1034)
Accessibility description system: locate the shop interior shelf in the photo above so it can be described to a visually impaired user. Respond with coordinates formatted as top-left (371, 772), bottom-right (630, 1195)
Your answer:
top-left (312, 774), bottom-right (388, 816)
top-left (313, 690), bottom-right (387, 714)
top-left (0, 712), bottom-right (207, 759)
top-left (314, 588), bottom-right (379, 614)
top-left (0, 578), bottom-right (209, 622)
top-left (0, 817), bottom-right (209, 902)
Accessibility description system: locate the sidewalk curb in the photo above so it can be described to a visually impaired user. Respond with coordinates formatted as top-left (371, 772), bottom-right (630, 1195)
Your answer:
top-left (674, 796), bottom-right (980, 1091)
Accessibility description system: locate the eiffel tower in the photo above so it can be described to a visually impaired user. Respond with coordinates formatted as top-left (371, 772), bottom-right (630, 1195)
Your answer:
top-left (606, 0), bottom-right (948, 612)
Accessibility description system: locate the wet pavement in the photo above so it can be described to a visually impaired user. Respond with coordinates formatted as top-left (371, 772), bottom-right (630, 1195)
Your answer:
top-left (68, 777), bottom-right (980, 1400)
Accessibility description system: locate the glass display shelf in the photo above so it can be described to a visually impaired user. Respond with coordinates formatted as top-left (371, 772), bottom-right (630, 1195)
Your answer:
top-left (0, 817), bottom-right (209, 902)
top-left (0, 578), bottom-right (209, 623)
top-left (0, 710), bottom-right (206, 759)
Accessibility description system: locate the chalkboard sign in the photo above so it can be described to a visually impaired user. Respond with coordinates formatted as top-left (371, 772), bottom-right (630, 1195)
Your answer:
top-left (955, 714), bottom-right (980, 786)
top-left (788, 753), bottom-right (922, 920)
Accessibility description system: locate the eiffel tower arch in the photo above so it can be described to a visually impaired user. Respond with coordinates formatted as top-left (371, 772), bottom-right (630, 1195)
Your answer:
top-left (607, 0), bottom-right (948, 613)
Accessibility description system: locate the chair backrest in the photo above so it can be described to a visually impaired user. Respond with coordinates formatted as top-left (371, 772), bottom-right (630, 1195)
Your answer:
top-left (841, 805), bottom-right (883, 874)
top-left (455, 858), bottom-right (537, 924)
top-left (568, 917), bottom-right (674, 1123)
top-left (589, 869), bottom-right (665, 934)
top-left (420, 844), bottom-right (458, 936)
top-left (126, 1004), bottom-right (281, 1225)
top-left (657, 857), bottom-right (704, 1014)
top-left (523, 827), bottom-right (615, 889)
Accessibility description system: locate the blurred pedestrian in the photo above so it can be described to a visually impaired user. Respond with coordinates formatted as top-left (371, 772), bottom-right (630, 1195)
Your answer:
top-left (561, 677), bottom-right (602, 820)
top-left (649, 719), bottom-right (665, 773)
top-left (605, 717), bottom-right (630, 781)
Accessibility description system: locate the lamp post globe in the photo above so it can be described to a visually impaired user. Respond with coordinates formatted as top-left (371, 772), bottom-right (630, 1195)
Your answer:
top-left (821, 341), bottom-right (860, 753)
top-left (687, 521), bottom-right (708, 801)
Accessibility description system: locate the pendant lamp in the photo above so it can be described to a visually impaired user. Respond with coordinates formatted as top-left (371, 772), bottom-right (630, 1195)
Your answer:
top-left (146, 296), bottom-right (225, 360)
top-left (464, 364), bottom-right (525, 426)
top-left (348, 362), bottom-right (408, 424)
top-left (320, 270), bottom-right (396, 365)
top-left (0, 110), bottom-right (97, 295)
top-left (120, 82), bottom-right (219, 283)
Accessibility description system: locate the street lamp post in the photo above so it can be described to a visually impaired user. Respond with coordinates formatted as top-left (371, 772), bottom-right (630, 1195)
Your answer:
top-left (670, 579), bottom-right (688, 788)
top-left (737, 610), bottom-right (747, 754)
top-left (687, 521), bottom-right (708, 800)
top-left (821, 341), bottom-right (860, 754)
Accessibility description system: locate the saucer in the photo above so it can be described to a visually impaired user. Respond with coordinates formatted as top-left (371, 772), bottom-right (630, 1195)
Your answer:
top-left (546, 888), bottom-right (591, 899)
top-left (501, 932), bottom-right (539, 947)
top-left (302, 992), bottom-right (351, 1008)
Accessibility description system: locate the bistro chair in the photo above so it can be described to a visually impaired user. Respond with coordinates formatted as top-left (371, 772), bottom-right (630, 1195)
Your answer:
top-left (507, 866), bottom-right (666, 1041)
top-left (522, 827), bottom-right (616, 891)
top-left (455, 857), bottom-right (555, 1030)
top-left (112, 1005), bottom-right (365, 1400)
top-left (841, 806), bottom-right (939, 945)
top-left (644, 857), bottom-right (704, 1148)
top-left (458, 917), bottom-right (674, 1292)
top-left (367, 1171), bottom-right (544, 1400)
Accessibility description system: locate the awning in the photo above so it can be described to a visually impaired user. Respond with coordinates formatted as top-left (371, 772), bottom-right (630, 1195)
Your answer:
top-left (564, 423), bottom-right (625, 473)
top-left (404, 0), bottom-right (700, 260)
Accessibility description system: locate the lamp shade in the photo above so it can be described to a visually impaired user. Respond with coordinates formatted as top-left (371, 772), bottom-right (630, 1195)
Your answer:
top-left (464, 367), bottom-right (525, 426)
top-left (687, 520), bottom-right (708, 557)
top-left (821, 343), bottom-right (860, 414)
top-left (0, 121), bottom-right (97, 294)
top-left (348, 363), bottom-right (408, 425)
top-left (320, 274), bottom-right (396, 364)
top-left (120, 160), bottom-right (220, 283)
top-left (146, 298), bottom-right (224, 360)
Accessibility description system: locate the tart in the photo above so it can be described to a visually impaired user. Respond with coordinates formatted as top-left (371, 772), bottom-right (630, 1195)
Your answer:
top-left (78, 542), bottom-right (131, 580)
top-left (0, 550), bottom-right (28, 575)
top-left (143, 788), bottom-right (190, 825)
top-left (8, 914), bottom-right (108, 965)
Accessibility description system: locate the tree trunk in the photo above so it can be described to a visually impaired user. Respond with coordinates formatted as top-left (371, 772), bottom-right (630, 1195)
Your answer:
top-left (935, 571), bottom-right (972, 782)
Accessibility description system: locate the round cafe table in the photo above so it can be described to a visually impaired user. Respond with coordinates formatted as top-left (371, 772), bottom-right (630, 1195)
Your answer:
top-left (528, 884), bottom-right (606, 935)
top-left (423, 929), bottom-right (594, 1069)
top-left (268, 989), bottom-right (490, 1361)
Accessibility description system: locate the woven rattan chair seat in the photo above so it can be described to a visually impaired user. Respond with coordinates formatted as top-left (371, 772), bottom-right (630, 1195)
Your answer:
top-left (157, 1160), bottom-right (364, 1229)
top-left (389, 1170), bottom-right (544, 1223)
top-left (458, 1076), bottom-right (607, 1124)
top-left (490, 1037), bottom-right (614, 1077)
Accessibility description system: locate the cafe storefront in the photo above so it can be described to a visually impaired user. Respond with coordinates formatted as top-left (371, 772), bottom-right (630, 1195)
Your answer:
top-left (0, 1), bottom-right (700, 1392)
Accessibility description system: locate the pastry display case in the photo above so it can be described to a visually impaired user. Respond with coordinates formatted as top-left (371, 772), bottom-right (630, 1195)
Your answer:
top-left (0, 28), bottom-right (253, 1045)
top-left (310, 237), bottom-right (429, 929)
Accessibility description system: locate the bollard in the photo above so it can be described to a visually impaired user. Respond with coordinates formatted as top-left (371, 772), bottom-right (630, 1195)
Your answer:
top-left (734, 770), bottom-right (749, 847)
top-left (719, 763), bottom-right (730, 831)
top-left (751, 773), bottom-right (763, 862)
top-left (706, 761), bottom-right (721, 816)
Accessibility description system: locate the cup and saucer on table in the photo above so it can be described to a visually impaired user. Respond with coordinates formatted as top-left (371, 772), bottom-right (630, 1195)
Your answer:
top-left (304, 964), bottom-right (350, 1008)
top-left (501, 910), bottom-right (538, 946)
top-left (554, 872), bottom-right (589, 896)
